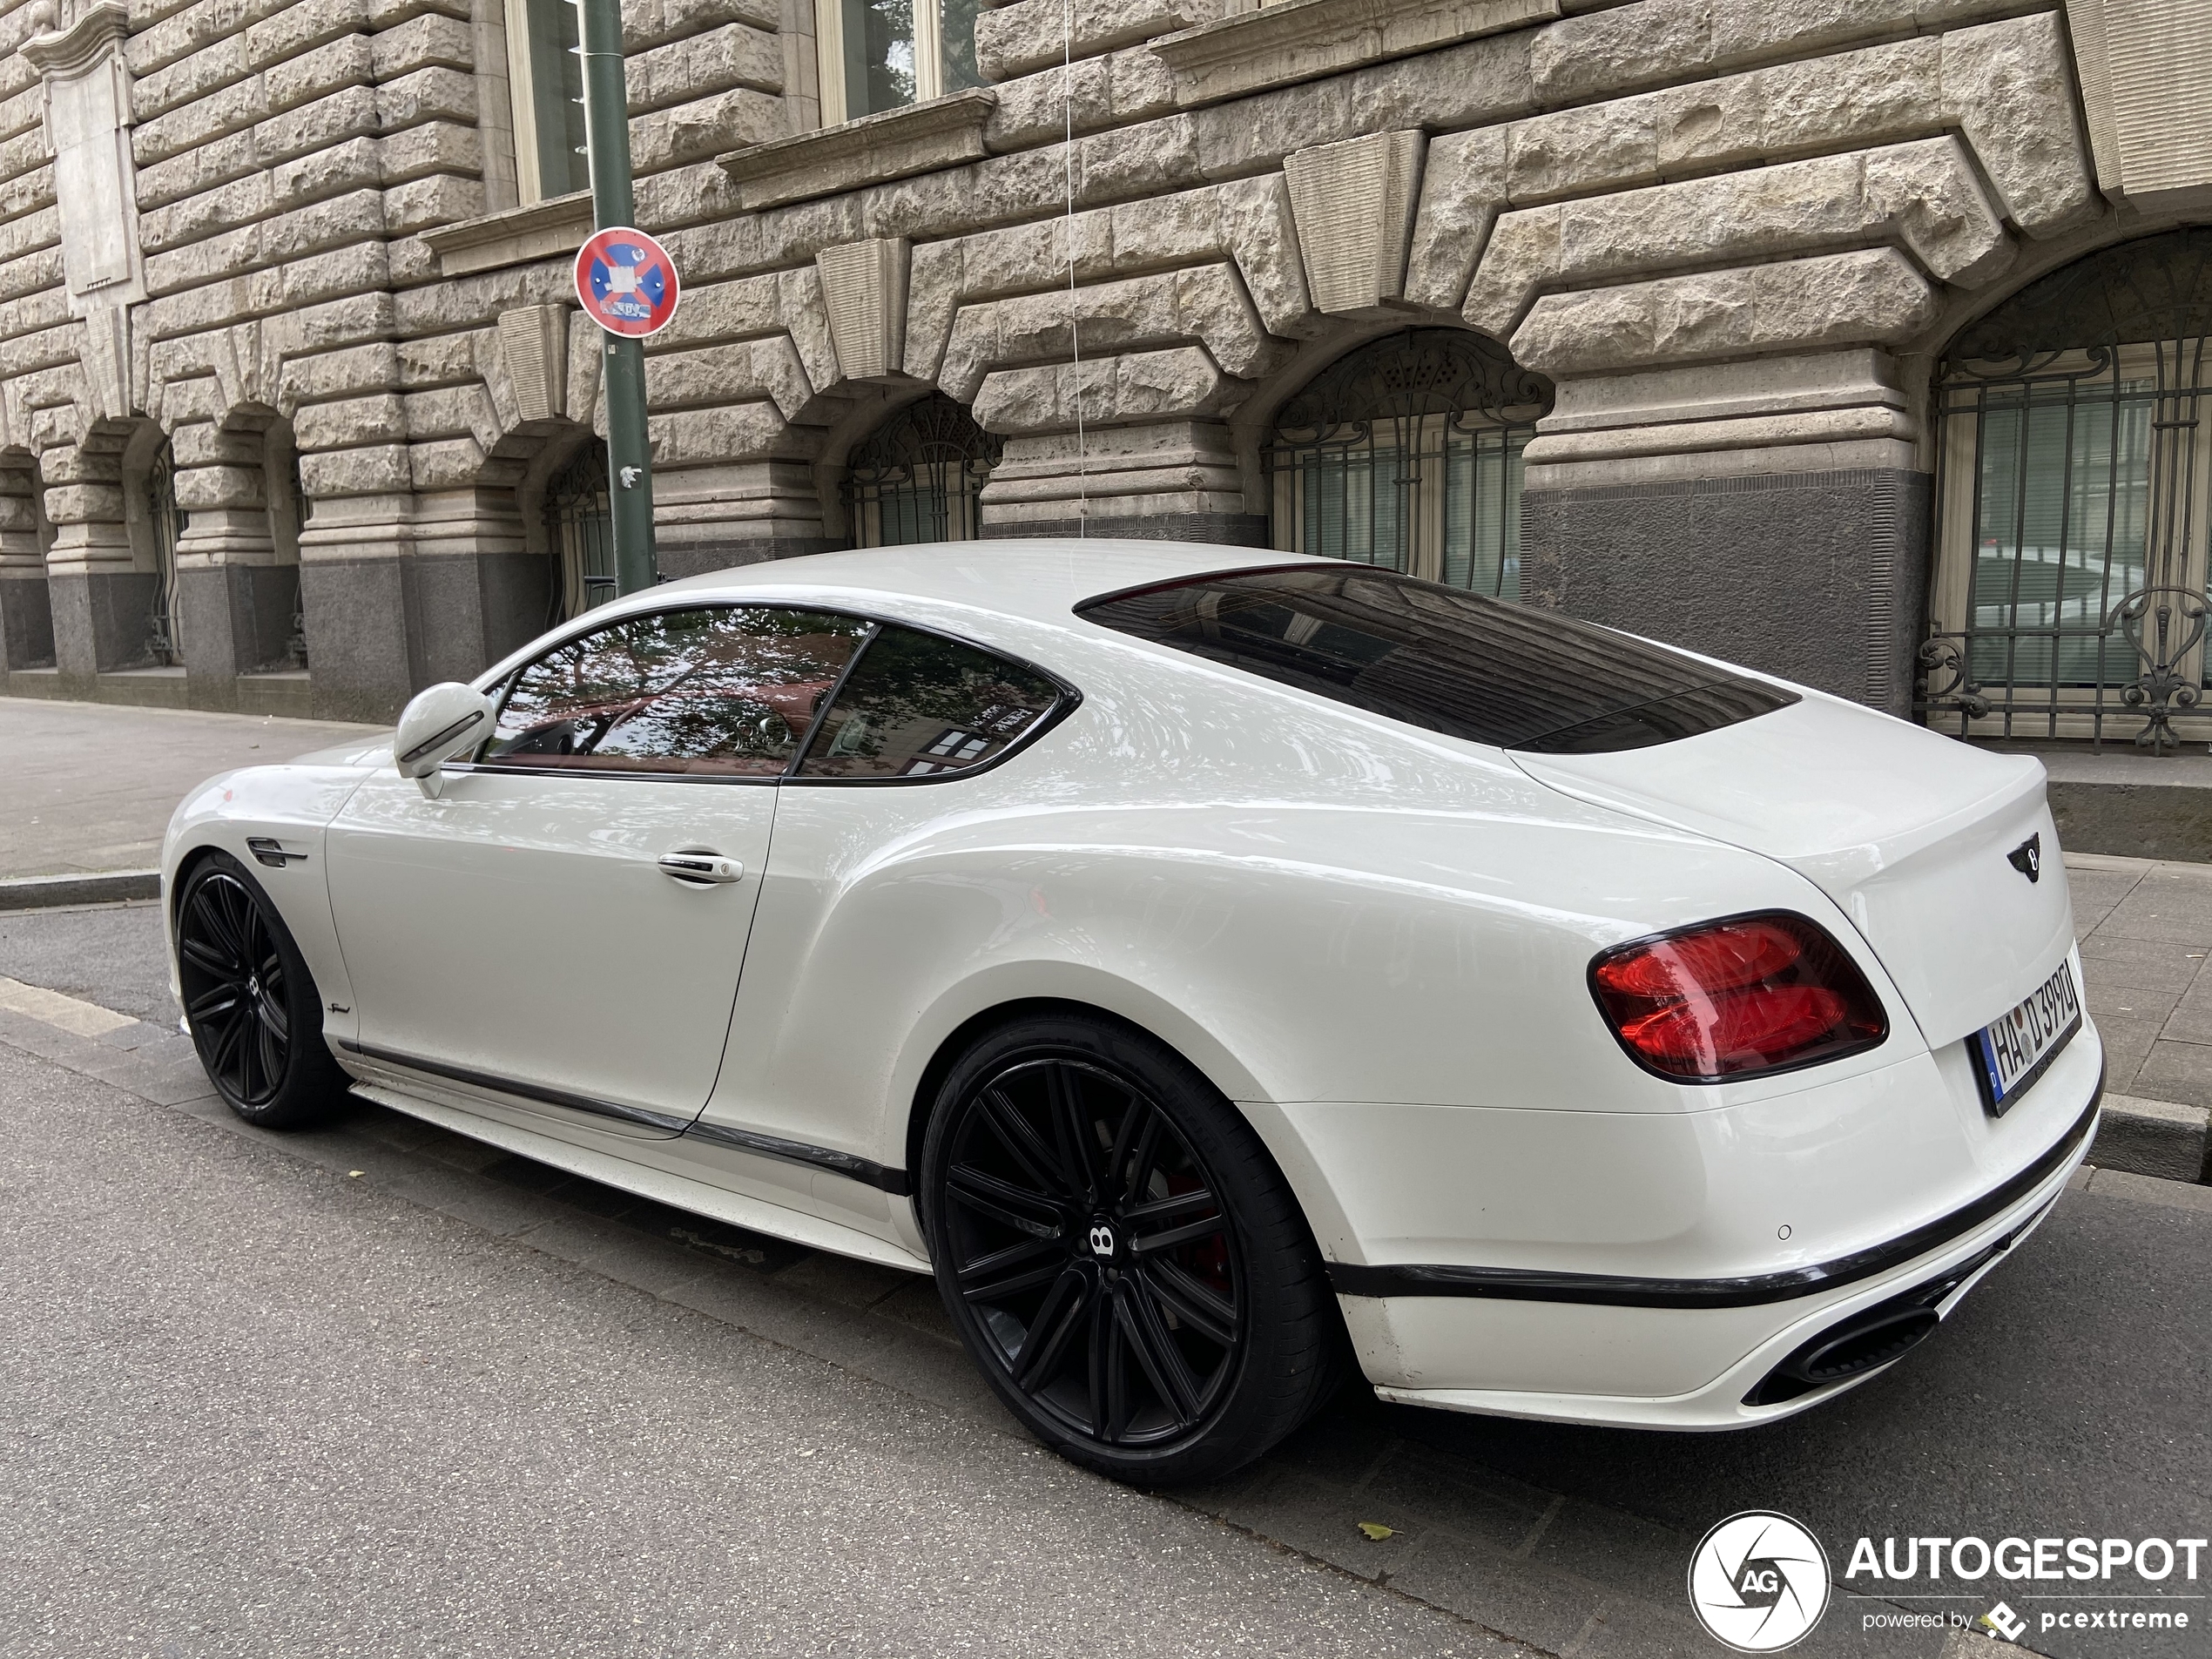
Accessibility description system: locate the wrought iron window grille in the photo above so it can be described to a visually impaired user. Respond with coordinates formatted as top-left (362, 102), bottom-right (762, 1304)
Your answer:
top-left (543, 436), bottom-right (616, 624)
top-left (145, 438), bottom-right (185, 666)
top-left (842, 394), bottom-right (998, 547)
top-left (1923, 229), bottom-right (2212, 753)
top-left (1264, 327), bottom-right (1552, 597)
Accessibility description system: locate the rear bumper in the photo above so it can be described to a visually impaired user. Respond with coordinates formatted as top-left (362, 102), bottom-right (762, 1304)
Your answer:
top-left (1337, 1046), bottom-right (2103, 1430)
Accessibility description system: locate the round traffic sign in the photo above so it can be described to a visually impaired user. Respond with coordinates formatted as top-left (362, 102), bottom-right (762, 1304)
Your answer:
top-left (575, 226), bottom-right (681, 338)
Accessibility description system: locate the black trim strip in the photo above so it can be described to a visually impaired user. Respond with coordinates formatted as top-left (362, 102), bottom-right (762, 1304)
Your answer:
top-left (682, 1118), bottom-right (913, 1196)
top-left (341, 1040), bottom-right (694, 1133)
top-left (1328, 1069), bottom-right (2103, 1308)
top-left (337, 1040), bottom-right (911, 1195)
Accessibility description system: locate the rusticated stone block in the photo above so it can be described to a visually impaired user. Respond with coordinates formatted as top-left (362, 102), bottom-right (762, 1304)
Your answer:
top-left (384, 174), bottom-right (482, 235)
top-left (254, 83), bottom-right (380, 164)
top-left (243, 0), bottom-right (368, 74)
top-left (298, 441), bottom-right (410, 496)
top-left (280, 340), bottom-right (404, 404)
top-left (622, 0), bottom-right (779, 53)
top-left (648, 402), bottom-right (790, 467)
top-left (132, 75), bottom-right (267, 165)
top-left (401, 383), bottom-right (501, 448)
top-left (633, 86), bottom-right (785, 175)
top-left (274, 133), bottom-right (383, 206)
top-left (647, 338), bottom-right (813, 420)
top-left (627, 22), bottom-right (782, 115)
top-left (1285, 129), bottom-right (1425, 316)
top-left (375, 64), bottom-right (475, 131)
top-left (137, 129), bottom-right (259, 208)
top-left (376, 120), bottom-right (479, 185)
top-left (972, 344), bottom-right (1232, 434)
top-left (816, 238), bottom-right (908, 384)
top-left (369, 13), bottom-right (472, 80)
top-left (264, 32), bottom-right (374, 116)
top-left (1153, 0), bottom-right (1554, 107)
top-left (132, 33), bottom-right (250, 120)
top-left (974, 0), bottom-right (1233, 84)
top-left (1509, 248), bottom-right (1939, 376)
top-left (294, 392), bottom-right (409, 450)
top-left (937, 262), bottom-right (1285, 401)
top-left (140, 172), bottom-right (273, 254)
top-left (1465, 138), bottom-right (2012, 341)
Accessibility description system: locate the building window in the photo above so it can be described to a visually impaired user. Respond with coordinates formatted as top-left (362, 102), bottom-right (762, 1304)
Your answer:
top-left (813, 0), bottom-right (984, 125)
top-left (506, 0), bottom-right (589, 204)
top-left (1264, 328), bottom-right (1552, 597)
top-left (544, 436), bottom-right (616, 621)
top-left (1925, 229), bottom-right (2212, 751)
top-left (842, 395), bottom-right (997, 546)
top-left (145, 436), bottom-right (185, 664)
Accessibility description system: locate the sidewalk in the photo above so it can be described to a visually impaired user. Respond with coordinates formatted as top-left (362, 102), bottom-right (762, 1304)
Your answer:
top-left (1, 695), bottom-right (2205, 1181)
top-left (0, 696), bottom-right (378, 883)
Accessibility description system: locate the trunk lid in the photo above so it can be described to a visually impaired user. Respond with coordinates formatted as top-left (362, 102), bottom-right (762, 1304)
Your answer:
top-left (1512, 692), bottom-right (2075, 1046)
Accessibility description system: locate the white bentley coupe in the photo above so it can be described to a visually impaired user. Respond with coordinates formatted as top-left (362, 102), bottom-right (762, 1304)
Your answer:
top-left (164, 543), bottom-right (2102, 1483)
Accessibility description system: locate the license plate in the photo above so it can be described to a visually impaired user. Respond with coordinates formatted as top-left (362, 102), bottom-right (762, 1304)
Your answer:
top-left (1970, 960), bottom-right (2082, 1116)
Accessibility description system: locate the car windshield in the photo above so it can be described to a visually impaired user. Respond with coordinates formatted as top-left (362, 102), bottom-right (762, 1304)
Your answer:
top-left (1075, 565), bottom-right (1798, 754)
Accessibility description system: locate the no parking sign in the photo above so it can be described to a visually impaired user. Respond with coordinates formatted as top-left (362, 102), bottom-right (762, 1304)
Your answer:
top-left (575, 226), bottom-right (681, 338)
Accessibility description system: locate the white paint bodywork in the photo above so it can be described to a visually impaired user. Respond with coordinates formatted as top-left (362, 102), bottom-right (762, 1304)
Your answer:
top-left (161, 541), bottom-right (2103, 1429)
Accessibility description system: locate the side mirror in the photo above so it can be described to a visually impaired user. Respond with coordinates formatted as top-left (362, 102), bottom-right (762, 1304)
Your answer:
top-left (394, 683), bottom-right (496, 799)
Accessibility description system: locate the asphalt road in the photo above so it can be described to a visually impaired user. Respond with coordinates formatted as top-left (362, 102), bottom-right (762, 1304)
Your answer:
top-left (2, 904), bottom-right (2207, 1659)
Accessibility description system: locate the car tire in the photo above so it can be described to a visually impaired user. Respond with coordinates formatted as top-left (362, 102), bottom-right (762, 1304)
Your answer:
top-left (920, 1010), bottom-right (1342, 1486)
top-left (176, 850), bottom-right (347, 1131)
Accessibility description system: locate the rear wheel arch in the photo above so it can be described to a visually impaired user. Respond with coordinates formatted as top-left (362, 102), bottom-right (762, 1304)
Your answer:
top-left (900, 995), bottom-right (1358, 1305)
top-left (912, 1002), bottom-right (1352, 1481)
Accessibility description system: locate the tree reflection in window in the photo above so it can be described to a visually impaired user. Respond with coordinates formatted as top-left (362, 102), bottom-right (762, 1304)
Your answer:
top-left (482, 607), bottom-right (870, 775)
top-left (796, 624), bottom-right (1061, 779)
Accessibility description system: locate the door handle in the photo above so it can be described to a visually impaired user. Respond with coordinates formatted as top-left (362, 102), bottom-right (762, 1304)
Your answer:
top-left (658, 852), bottom-right (745, 886)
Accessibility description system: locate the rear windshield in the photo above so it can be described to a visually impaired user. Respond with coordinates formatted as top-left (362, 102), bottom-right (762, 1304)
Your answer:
top-left (1075, 565), bottom-right (1797, 754)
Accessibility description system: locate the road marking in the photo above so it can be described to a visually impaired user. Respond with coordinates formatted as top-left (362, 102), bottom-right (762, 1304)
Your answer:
top-left (0, 976), bottom-right (138, 1038)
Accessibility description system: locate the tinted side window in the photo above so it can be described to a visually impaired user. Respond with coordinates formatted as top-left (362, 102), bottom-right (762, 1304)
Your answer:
top-left (482, 606), bottom-right (869, 775)
top-left (795, 625), bottom-right (1061, 779)
top-left (1076, 566), bottom-right (1797, 754)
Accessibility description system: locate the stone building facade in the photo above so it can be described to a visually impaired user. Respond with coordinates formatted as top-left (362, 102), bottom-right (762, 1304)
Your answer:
top-left (1, 0), bottom-right (2209, 726)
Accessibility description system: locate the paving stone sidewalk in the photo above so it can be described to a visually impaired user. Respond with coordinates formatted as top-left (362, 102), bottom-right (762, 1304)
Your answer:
top-left (0, 697), bottom-right (378, 881)
top-left (2067, 853), bottom-right (2212, 1177)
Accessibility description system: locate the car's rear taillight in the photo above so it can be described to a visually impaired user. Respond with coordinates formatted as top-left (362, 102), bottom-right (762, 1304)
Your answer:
top-left (1589, 913), bottom-right (1887, 1082)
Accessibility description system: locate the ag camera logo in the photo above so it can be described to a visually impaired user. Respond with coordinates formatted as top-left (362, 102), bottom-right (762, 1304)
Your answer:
top-left (1689, 1511), bottom-right (1831, 1651)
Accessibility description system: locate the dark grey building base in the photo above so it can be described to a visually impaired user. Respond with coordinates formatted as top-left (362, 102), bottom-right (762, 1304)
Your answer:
top-left (301, 554), bottom-right (555, 723)
top-left (2049, 779), bottom-right (2212, 863)
top-left (49, 570), bottom-right (160, 694)
top-left (1522, 469), bottom-right (1932, 717)
top-left (415, 550), bottom-right (552, 686)
top-left (658, 538), bottom-right (826, 579)
top-left (981, 513), bottom-right (1270, 547)
top-left (0, 571), bottom-right (54, 670)
top-left (177, 564), bottom-right (300, 709)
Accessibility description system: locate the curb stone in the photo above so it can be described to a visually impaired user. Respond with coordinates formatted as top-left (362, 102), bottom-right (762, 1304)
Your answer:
top-left (0, 870), bottom-right (161, 911)
top-left (2090, 1093), bottom-right (2212, 1184)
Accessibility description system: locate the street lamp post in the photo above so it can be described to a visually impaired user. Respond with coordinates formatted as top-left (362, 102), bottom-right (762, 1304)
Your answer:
top-left (575, 0), bottom-right (658, 596)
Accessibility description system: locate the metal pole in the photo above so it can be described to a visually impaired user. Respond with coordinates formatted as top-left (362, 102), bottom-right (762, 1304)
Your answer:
top-left (576, 0), bottom-right (657, 595)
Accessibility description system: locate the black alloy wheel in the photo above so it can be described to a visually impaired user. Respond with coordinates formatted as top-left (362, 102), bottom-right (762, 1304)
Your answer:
top-left (923, 1013), bottom-right (1340, 1485)
top-left (176, 852), bottom-right (343, 1129)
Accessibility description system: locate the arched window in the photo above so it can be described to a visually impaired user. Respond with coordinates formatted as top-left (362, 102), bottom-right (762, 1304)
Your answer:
top-left (842, 394), bottom-right (997, 547)
top-left (1926, 230), bottom-right (2212, 751)
top-left (543, 436), bottom-right (615, 621)
top-left (144, 435), bottom-right (185, 664)
top-left (1265, 328), bottom-right (1552, 597)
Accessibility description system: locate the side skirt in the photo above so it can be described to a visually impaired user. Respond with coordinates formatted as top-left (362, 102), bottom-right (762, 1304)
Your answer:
top-left (352, 1081), bottom-right (934, 1275)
